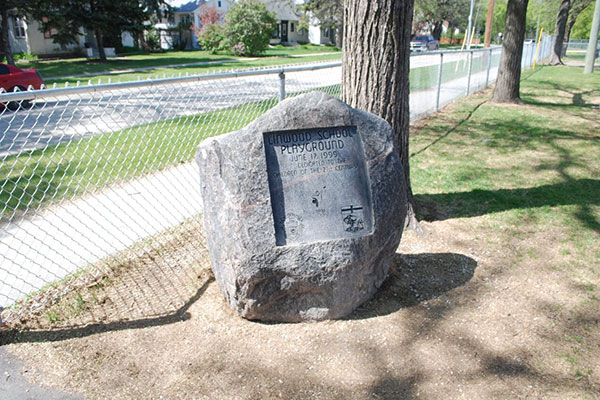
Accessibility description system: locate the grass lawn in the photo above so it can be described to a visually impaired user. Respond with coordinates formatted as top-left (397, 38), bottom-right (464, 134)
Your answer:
top-left (0, 97), bottom-right (278, 221)
top-left (2, 64), bottom-right (599, 399)
top-left (15, 45), bottom-right (341, 85)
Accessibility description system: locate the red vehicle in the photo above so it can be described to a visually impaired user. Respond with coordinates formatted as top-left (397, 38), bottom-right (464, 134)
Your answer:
top-left (0, 62), bottom-right (45, 110)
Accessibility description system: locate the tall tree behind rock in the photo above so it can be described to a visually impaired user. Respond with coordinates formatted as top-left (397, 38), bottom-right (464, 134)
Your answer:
top-left (342, 0), bottom-right (419, 229)
top-left (549, 0), bottom-right (572, 64)
top-left (492, 0), bottom-right (530, 103)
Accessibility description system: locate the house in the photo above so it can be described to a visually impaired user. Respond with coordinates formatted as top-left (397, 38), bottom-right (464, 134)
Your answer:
top-left (258, 0), bottom-right (308, 45)
top-left (2, 12), bottom-right (85, 58)
top-left (295, 0), bottom-right (338, 45)
top-left (160, 0), bottom-right (232, 50)
top-left (308, 24), bottom-right (335, 46)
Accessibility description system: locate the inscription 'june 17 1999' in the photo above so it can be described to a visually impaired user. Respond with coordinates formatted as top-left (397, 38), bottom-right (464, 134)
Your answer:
top-left (264, 126), bottom-right (373, 246)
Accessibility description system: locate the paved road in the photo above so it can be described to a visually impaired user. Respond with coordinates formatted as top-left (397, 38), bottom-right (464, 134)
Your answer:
top-left (0, 346), bottom-right (82, 400)
top-left (0, 66), bottom-right (346, 157)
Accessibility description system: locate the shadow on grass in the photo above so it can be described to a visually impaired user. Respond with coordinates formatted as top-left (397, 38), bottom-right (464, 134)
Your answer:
top-left (416, 178), bottom-right (600, 225)
top-left (0, 277), bottom-right (214, 345)
top-left (347, 252), bottom-right (477, 320)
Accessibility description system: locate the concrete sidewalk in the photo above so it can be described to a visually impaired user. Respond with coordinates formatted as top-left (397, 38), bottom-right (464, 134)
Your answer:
top-left (0, 347), bottom-right (82, 400)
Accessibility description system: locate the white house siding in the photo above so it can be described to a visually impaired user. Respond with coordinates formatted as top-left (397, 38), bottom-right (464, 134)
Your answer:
top-left (308, 25), bottom-right (333, 45)
top-left (6, 16), bottom-right (30, 54)
top-left (287, 21), bottom-right (308, 43)
top-left (26, 21), bottom-right (84, 57)
top-left (121, 31), bottom-right (135, 48)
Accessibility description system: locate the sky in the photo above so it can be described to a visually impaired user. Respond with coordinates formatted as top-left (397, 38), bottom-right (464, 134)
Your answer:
top-left (166, 0), bottom-right (190, 6)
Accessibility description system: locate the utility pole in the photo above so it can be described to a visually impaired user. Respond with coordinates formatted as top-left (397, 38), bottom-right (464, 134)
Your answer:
top-left (466, 0), bottom-right (476, 49)
top-left (584, 0), bottom-right (600, 73)
top-left (484, 0), bottom-right (496, 47)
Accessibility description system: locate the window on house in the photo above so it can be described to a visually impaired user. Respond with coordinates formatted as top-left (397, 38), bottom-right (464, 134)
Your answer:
top-left (42, 17), bottom-right (57, 39)
top-left (272, 24), bottom-right (280, 38)
top-left (218, 1), bottom-right (222, 7)
top-left (291, 23), bottom-right (294, 32)
top-left (12, 16), bottom-right (26, 38)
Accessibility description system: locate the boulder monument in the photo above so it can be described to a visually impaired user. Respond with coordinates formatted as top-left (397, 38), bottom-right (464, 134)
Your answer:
top-left (196, 92), bottom-right (406, 322)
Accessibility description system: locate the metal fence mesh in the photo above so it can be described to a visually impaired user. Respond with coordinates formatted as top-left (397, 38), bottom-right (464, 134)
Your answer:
top-left (0, 40), bottom-right (552, 326)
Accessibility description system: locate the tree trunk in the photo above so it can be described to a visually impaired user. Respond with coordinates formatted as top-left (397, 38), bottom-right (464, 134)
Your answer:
top-left (0, 7), bottom-right (15, 66)
top-left (563, 0), bottom-right (593, 57)
top-left (95, 27), bottom-right (107, 61)
top-left (549, 0), bottom-right (571, 65)
top-left (342, 0), bottom-right (420, 231)
top-left (432, 21), bottom-right (443, 41)
top-left (492, 0), bottom-right (529, 103)
top-left (484, 0), bottom-right (496, 47)
top-left (335, 25), bottom-right (343, 47)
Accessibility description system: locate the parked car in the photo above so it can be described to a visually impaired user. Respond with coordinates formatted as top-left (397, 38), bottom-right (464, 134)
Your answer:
top-left (0, 62), bottom-right (45, 110)
top-left (410, 35), bottom-right (440, 52)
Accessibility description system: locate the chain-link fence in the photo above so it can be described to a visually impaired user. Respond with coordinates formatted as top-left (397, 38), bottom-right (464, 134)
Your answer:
top-left (0, 40), bottom-right (552, 327)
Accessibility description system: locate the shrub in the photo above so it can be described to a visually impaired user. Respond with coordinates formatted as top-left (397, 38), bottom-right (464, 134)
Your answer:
top-left (145, 29), bottom-right (161, 51)
top-left (198, 23), bottom-right (224, 54)
top-left (221, 0), bottom-right (276, 56)
top-left (231, 42), bottom-right (246, 55)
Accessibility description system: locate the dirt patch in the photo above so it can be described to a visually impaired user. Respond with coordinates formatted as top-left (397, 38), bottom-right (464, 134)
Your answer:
top-left (2, 212), bottom-right (598, 399)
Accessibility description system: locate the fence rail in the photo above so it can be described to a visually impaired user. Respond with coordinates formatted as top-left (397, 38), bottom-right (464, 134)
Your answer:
top-left (0, 38), bottom-right (552, 326)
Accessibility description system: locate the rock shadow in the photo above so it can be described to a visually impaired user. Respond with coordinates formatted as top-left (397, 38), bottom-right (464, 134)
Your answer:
top-left (347, 252), bottom-right (477, 320)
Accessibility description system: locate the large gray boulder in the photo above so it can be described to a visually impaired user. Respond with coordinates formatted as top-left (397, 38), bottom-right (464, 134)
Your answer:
top-left (196, 92), bottom-right (406, 322)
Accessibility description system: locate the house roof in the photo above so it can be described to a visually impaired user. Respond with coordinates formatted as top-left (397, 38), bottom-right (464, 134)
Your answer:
top-left (175, 0), bottom-right (205, 13)
top-left (259, 0), bottom-right (301, 21)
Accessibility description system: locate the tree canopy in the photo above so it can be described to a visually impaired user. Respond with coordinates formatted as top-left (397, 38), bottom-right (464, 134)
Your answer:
top-left (28, 0), bottom-right (171, 61)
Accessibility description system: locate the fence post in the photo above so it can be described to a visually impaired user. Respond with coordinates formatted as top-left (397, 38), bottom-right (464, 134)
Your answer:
top-left (486, 48), bottom-right (493, 87)
top-left (278, 71), bottom-right (286, 102)
top-left (436, 52), bottom-right (444, 111)
top-left (466, 50), bottom-right (474, 95)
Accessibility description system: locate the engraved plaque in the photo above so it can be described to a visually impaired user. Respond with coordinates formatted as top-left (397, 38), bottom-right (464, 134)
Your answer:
top-left (264, 126), bottom-right (373, 246)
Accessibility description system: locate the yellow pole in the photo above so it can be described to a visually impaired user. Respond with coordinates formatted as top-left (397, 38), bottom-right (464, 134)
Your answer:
top-left (456, 30), bottom-right (469, 72)
top-left (533, 27), bottom-right (544, 70)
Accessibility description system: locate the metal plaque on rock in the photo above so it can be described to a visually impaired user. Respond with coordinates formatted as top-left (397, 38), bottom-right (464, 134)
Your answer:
top-left (264, 126), bottom-right (374, 246)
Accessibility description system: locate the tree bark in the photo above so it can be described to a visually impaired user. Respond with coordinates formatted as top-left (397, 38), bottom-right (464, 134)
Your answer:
top-left (491, 0), bottom-right (529, 103)
top-left (1, 7), bottom-right (15, 66)
top-left (549, 0), bottom-right (571, 65)
top-left (342, 0), bottom-right (420, 231)
top-left (484, 0), bottom-right (496, 47)
top-left (563, 0), bottom-right (593, 57)
top-left (95, 27), bottom-right (107, 61)
top-left (432, 21), bottom-right (443, 40)
top-left (335, 25), bottom-right (343, 47)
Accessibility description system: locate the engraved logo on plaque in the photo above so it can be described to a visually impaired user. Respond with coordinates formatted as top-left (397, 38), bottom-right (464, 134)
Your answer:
top-left (264, 126), bottom-right (374, 246)
top-left (341, 204), bottom-right (365, 232)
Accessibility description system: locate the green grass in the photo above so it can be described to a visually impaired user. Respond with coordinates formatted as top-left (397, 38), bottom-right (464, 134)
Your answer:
top-left (0, 97), bottom-right (279, 220)
top-left (16, 47), bottom-right (341, 85)
top-left (409, 51), bottom-right (501, 92)
top-left (411, 64), bottom-right (600, 261)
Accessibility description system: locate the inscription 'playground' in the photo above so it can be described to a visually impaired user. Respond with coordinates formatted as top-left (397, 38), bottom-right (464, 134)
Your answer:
top-left (264, 126), bottom-right (374, 246)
